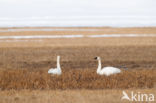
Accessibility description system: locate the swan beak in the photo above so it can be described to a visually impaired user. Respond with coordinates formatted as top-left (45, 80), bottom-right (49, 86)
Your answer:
top-left (94, 57), bottom-right (97, 60)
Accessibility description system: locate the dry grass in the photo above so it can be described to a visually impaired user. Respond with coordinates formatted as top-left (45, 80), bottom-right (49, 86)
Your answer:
top-left (0, 27), bottom-right (156, 47)
top-left (0, 27), bottom-right (156, 36)
top-left (0, 27), bottom-right (156, 102)
top-left (0, 44), bottom-right (156, 90)
top-left (0, 69), bottom-right (155, 90)
top-left (0, 89), bottom-right (156, 103)
top-left (0, 37), bottom-right (156, 47)
top-left (0, 46), bottom-right (156, 70)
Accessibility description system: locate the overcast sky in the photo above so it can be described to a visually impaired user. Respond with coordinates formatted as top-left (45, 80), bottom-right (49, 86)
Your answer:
top-left (0, 0), bottom-right (155, 17)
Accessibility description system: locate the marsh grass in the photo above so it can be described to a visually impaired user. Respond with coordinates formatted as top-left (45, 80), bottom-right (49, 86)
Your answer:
top-left (0, 69), bottom-right (155, 90)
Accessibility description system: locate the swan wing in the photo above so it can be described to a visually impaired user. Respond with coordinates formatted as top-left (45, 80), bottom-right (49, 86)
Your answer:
top-left (100, 67), bottom-right (121, 76)
top-left (48, 68), bottom-right (56, 73)
top-left (48, 68), bottom-right (61, 75)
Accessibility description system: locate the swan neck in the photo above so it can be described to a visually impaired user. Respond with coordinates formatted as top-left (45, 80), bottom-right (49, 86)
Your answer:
top-left (57, 56), bottom-right (61, 69)
top-left (97, 59), bottom-right (102, 72)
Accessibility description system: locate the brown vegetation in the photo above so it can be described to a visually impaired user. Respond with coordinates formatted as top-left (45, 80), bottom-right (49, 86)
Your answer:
top-left (0, 41), bottom-right (156, 90)
top-left (0, 89), bottom-right (156, 103)
top-left (0, 27), bottom-right (156, 36)
top-left (0, 27), bottom-right (156, 47)
top-left (0, 46), bottom-right (156, 70)
top-left (0, 69), bottom-right (155, 90)
top-left (0, 37), bottom-right (156, 47)
top-left (0, 28), bottom-right (156, 102)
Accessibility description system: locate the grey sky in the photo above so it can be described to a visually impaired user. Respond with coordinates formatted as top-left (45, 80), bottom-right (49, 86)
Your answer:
top-left (0, 0), bottom-right (155, 17)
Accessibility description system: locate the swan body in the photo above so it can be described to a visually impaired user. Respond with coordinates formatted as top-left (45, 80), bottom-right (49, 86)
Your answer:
top-left (97, 66), bottom-right (121, 76)
top-left (48, 68), bottom-right (61, 75)
top-left (48, 56), bottom-right (62, 75)
top-left (94, 57), bottom-right (121, 76)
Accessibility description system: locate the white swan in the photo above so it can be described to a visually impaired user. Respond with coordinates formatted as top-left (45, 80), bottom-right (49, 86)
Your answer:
top-left (48, 56), bottom-right (62, 75)
top-left (94, 57), bottom-right (121, 76)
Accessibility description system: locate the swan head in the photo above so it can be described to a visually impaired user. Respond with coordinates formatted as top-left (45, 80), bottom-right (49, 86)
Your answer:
top-left (94, 56), bottom-right (100, 60)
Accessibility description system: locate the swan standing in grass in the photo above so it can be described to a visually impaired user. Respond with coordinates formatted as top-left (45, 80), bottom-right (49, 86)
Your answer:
top-left (94, 56), bottom-right (121, 76)
top-left (48, 56), bottom-right (62, 75)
